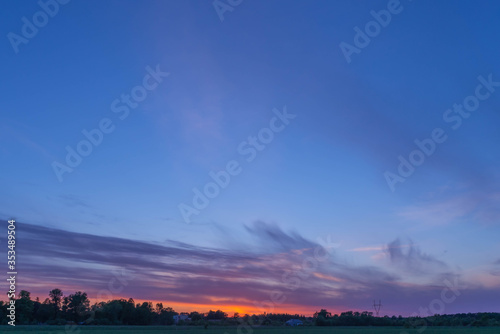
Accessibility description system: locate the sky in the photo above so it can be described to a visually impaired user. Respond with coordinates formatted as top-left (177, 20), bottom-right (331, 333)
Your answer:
top-left (1, 0), bottom-right (500, 316)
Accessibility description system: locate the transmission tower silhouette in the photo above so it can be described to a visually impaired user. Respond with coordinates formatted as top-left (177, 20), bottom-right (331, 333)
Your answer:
top-left (373, 300), bottom-right (382, 316)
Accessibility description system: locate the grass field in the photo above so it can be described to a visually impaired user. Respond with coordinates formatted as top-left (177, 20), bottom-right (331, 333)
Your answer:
top-left (1, 326), bottom-right (499, 334)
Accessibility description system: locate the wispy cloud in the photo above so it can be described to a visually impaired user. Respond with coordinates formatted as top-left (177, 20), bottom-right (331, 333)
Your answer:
top-left (398, 196), bottom-right (475, 225)
top-left (244, 221), bottom-right (318, 253)
top-left (398, 188), bottom-right (500, 226)
top-left (491, 259), bottom-right (500, 277)
top-left (349, 243), bottom-right (410, 253)
top-left (7, 221), bottom-right (500, 315)
top-left (385, 238), bottom-right (448, 277)
top-left (57, 194), bottom-right (93, 209)
top-left (349, 246), bottom-right (386, 252)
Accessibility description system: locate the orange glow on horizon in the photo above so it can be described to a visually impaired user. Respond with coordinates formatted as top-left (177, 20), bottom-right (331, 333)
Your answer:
top-left (6, 293), bottom-right (349, 317)
top-left (82, 296), bottom-right (342, 316)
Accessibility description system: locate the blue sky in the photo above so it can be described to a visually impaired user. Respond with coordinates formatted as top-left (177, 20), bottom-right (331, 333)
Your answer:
top-left (1, 0), bottom-right (500, 315)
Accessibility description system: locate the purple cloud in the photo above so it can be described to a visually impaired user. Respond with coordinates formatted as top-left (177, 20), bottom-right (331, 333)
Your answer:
top-left (4, 221), bottom-right (499, 315)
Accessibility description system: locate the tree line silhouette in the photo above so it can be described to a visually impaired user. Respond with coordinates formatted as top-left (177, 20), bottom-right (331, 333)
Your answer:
top-left (1, 289), bottom-right (499, 327)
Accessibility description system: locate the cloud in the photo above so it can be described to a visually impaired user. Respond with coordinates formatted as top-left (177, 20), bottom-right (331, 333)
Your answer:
top-left (0, 121), bottom-right (57, 162)
top-left (57, 194), bottom-right (93, 209)
top-left (348, 246), bottom-right (386, 252)
top-left (385, 238), bottom-right (448, 277)
top-left (398, 196), bottom-right (475, 225)
top-left (5, 222), bottom-right (500, 315)
top-left (244, 221), bottom-right (319, 253)
top-left (491, 259), bottom-right (500, 277)
top-left (398, 189), bottom-right (500, 226)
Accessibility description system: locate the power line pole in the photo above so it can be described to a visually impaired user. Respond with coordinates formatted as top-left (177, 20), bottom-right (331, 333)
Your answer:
top-left (373, 300), bottom-right (382, 317)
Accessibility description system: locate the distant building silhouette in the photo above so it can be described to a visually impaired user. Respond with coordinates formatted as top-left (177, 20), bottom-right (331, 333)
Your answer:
top-left (285, 319), bottom-right (303, 326)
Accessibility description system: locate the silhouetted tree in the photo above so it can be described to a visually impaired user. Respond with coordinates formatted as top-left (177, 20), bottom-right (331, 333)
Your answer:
top-left (156, 306), bottom-right (177, 325)
top-left (49, 288), bottom-right (63, 318)
top-left (5, 289), bottom-right (500, 327)
top-left (135, 301), bottom-right (154, 325)
top-left (15, 290), bottom-right (34, 324)
top-left (34, 299), bottom-right (53, 324)
top-left (67, 291), bottom-right (90, 322)
top-left (189, 311), bottom-right (203, 322)
top-left (206, 309), bottom-right (227, 320)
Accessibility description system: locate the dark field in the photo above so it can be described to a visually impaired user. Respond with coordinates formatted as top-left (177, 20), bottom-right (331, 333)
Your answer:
top-left (2, 326), bottom-right (500, 334)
